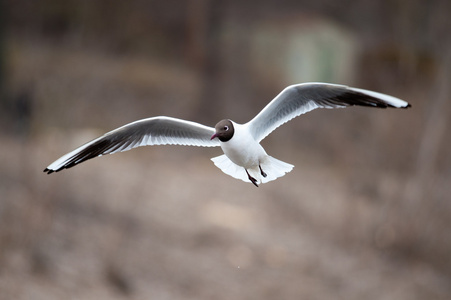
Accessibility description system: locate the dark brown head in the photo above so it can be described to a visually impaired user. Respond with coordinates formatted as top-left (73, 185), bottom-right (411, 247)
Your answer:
top-left (211, 119), bottom-right (234, 142)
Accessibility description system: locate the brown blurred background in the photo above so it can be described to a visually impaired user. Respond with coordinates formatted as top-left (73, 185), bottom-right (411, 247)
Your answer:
top-left (1, 0), bottom-right (450, 299)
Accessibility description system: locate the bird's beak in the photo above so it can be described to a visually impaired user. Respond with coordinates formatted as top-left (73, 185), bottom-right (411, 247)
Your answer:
top-left (210, 133), bottom-right (218, 140)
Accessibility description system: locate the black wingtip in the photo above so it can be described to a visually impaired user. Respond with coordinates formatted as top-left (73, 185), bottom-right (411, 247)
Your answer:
top-left (43, 168), bottom-right (54, 174)
top-left (387, 102), bottom-right (411, 109)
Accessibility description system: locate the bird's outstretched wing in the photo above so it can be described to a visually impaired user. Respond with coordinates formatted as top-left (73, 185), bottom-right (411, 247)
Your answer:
top-left (44, 116), bottom-right (219, 174)
top-left (246, 82), bottom-right (411, 142)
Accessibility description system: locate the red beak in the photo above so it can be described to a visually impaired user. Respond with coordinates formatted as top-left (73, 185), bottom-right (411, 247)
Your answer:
top-left (210, 133), bottom-right (218, 140)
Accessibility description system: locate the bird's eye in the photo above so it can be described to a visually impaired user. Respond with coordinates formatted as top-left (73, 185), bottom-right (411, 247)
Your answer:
top-left (223, 126), bottom-right (229, 131)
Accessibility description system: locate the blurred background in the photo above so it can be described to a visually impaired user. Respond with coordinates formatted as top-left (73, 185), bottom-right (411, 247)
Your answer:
top-left (1, 0), bottom-right (450, 299)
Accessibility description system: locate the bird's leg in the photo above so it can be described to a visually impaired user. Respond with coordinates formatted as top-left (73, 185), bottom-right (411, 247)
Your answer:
top-left (245, 169), bottom-right (259, 187)
top-left (259, 165), bottom-right (267, 177)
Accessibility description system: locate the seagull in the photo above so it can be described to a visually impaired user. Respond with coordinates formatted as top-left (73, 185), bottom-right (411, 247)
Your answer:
top-left (44, 82), bottom-right (410, 187)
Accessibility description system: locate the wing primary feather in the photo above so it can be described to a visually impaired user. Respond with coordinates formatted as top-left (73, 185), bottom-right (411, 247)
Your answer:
top-left (247, 83), bottom-right (410, 142)
top-left (44, 116), bottom-right (219, 173)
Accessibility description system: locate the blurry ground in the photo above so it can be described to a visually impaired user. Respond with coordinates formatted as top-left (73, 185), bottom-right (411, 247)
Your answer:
top-left (0, 38), bottom-right (449, 300)
top-left (1, 1), bottom-right (451, 299)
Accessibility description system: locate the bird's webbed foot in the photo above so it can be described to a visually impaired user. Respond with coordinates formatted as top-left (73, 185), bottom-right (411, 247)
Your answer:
top-left (246, 169), bottom-right (259, 187)
top-left (259, 165), bottom-right (267, 178)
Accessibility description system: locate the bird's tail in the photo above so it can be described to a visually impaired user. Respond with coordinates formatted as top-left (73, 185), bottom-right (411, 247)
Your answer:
top-left (211, 155), bottom-right (294, 185)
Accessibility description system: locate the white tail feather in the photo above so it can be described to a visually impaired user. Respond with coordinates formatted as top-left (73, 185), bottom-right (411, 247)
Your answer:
top-left (211, 155), bottom-right (294, 185)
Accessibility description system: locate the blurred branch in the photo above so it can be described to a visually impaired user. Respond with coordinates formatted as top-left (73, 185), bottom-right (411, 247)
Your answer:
top-left (187, 0), bottom-right (227, 123)
top-left (0, 0), bottom-right (5, 97)
top-left (403, 44), bottom-right (451, 204)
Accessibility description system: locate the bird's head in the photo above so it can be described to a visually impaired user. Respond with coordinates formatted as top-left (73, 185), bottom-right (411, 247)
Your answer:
top-left (211, 119), bottom-right (234, 142)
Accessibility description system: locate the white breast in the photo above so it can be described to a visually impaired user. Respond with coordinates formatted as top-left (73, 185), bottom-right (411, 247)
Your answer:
top-left (219, 121), bottom-right (268, 169)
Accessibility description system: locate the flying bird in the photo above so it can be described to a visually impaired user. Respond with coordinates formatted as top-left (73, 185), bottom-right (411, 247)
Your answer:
top-left (44, 82), bottom-right (410, 187)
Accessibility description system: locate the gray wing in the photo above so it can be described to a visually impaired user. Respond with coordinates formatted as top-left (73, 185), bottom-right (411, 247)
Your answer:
top-left (246, 82), bottom-right (410, 142)
top-left (44, 116), bottom-right (219, 174)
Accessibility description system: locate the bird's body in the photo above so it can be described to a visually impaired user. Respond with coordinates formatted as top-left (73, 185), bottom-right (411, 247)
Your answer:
top-left (219, 122), bottom-right (264, 168)
top-left (44, 82), bottom-right (411, 187)
top-left (210, 121), bottom-right (293, 186)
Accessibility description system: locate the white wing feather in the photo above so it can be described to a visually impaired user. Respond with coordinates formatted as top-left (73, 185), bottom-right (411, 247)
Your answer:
top-left (45, 116), bottom-right (219, 173)
top-left (246, 82), bottom-right (410, 142)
